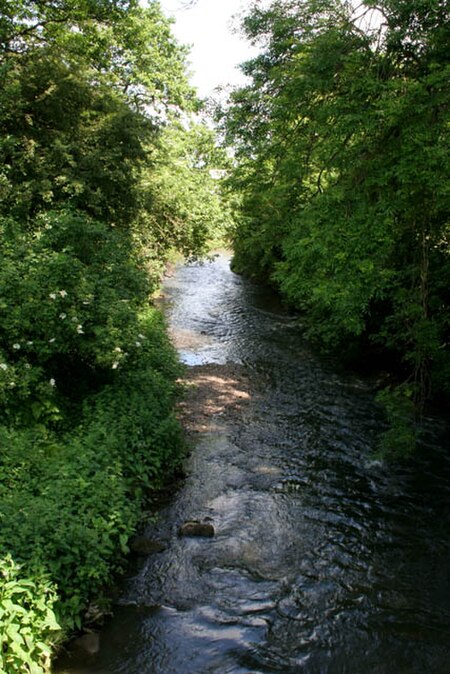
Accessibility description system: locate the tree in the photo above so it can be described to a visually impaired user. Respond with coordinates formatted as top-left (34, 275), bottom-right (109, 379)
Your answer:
top-left (223, 0), bottom-right (450, 447)
top-left (0, 0), bottom-right (227, 418)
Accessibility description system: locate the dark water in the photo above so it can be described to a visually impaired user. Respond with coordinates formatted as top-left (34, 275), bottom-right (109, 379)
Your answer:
top-left (56, 253), bottom-right (450, 674)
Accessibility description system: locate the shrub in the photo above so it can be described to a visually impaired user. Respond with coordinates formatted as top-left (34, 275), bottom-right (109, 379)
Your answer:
top-left (0, 555), bottom-right (61, 674)
top-left (375, 385), bottom-right (418, 459)
top-left (0, 209), bottom-right (152, 423)
top-left (0, 307), bottom-right (185, 669)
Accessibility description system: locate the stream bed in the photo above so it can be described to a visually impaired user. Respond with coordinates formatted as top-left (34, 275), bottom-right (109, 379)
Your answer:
top-left (56, 253), bottom-right (450, 674)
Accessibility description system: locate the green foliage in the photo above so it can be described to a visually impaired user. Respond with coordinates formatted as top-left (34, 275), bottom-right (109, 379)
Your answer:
top-left (0, 0), bottom-right (231, 426)
top-left (0, 555), bottom-right (61, 674)
top-left (223, 0), bottom-right (450, 412)
top-left (0, 1), bottom-right (193, 113)
top-left (0, 52), bottom-right (150, 224)
top-left (142, 122), bottom-right (234, 257)
top-left (80, 308), bottom-right (185, 496)
top-left (0, 308), bottom-right (185, 637)
top-left (0, 209), bottom-right (152, 422)
top-left (0, 0), bottom-right (230, 425)
top-left (0, 0), bottom-right (232, 670)
top-left (0, 425), bottom-right (138, 628)
top-left (375, 385), bottom-right (418, 459)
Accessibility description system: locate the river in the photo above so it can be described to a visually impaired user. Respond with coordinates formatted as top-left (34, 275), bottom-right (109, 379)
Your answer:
top-left (56, 253), bottom-right (450, 674)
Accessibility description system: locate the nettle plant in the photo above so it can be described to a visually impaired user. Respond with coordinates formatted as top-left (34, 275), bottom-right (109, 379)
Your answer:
top-left (0, 555), bottom-right (61, 674)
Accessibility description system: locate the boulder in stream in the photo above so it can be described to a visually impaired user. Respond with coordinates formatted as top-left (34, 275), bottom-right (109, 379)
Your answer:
top-left (179, 520), bottom-right (215, 538)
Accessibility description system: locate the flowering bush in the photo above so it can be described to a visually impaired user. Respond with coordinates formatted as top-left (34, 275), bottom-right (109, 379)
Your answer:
top-left (0, 307), bottom-right (185, 668)
top-left (0, 209), bottom-right (156, 422)
top-left (0, 201), bottom-right (186, 671)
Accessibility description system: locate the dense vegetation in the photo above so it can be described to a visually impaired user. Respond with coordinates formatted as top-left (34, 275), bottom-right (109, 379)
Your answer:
top-left (222, 0), bottom-right (449, 454)
top-left (1, 0), bottom-right (448, 669)
top-left (0, 1), bottom-right (230, 671)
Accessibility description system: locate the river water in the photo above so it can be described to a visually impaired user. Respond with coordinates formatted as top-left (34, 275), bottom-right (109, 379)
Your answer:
top-left (57, 253), bottom-right (450, 674)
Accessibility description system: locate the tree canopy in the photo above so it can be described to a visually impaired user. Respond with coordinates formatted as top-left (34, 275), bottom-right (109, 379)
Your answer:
top-left (223, 0), bottom-right (450, 444)
top-left (0, 0), bottom-right (230, 420)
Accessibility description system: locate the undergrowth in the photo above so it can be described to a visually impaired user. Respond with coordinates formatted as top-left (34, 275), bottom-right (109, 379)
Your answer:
top-left (0, 308), bottom-right (185, 673)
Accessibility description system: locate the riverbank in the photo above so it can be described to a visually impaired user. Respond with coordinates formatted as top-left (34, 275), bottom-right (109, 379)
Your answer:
top-left (54, 254), bottom-right (450, 674)
top-left (0, 308), bottom-right (186, 674)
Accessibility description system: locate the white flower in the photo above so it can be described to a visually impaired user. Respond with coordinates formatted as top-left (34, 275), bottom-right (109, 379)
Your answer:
top-left (72, 317), bottom-right (78, 322)
top-left (59, 313), bottom-right (67, 320)
top-left (9, 381), bottom-right (16, 388)
top-left (76, 325), bottom-right (84, 334)
top-left (49, 292), bottom-right (57, 300)
top-left (83, 300), bottom-right (90, 305)
top-left (49, 338), bottom-right (56, 343)
top-left (138, 334), bottom-right (146, 340)
top-left (25, 363), bottom-right (31, 369)
top-left (27, 341), bottom-right (33, 346)
top-left (49, 378), bottom-right (56, 387)
top-left (135, 341), bottom-right (142, 348)
top-left (0, 363), bottom-right (7, 371)
top-left (59, 290), bottom-right (68, 297)
top-left (13, 343), bottom-right (21, 350)
top-left (114, 347), bottom-right (122, 353)
top-left (112, 361), bottom-right (119, 370)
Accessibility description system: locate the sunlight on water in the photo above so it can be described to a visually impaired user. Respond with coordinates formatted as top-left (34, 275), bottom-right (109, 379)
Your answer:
top-left (55, 254), bottom-right (450, 674)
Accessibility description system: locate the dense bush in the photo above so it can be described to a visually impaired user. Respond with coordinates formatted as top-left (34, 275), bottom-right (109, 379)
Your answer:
top-left (0, 555), bottom-right (61, 674)
top-left (0, 308), bottom-right (184, 647)
top-left (0, 210), bottom-right (150, 420)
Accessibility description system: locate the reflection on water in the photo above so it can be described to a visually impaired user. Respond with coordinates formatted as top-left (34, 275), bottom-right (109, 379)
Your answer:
top-left (56, 253), bottom-right (450, 674)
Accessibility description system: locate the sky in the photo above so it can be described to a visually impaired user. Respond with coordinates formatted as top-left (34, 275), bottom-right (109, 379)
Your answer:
top-left (160, 0), bottom-right (259, 98)
top-left (158, 1), bottom-right (384, 98)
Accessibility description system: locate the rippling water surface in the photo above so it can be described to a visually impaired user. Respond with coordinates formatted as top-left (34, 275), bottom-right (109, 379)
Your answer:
top-left (57, 253), bottom-right (450, 674)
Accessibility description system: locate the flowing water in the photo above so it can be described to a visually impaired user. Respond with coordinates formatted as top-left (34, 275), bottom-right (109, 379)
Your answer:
top-left (57, 253), bottom-right (450, 674)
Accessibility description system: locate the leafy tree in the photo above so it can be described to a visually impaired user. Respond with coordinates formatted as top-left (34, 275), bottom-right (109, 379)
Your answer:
top-left (141, 121), bottom-right (234, 257)
top-left (0, 0), bottom-right (228, 416)
top-left (223, 0), bottom-right (450, 449)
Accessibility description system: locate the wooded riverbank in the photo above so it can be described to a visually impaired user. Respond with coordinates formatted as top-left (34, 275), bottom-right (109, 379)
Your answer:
top-left (56, 253), bottom-right (450, 674)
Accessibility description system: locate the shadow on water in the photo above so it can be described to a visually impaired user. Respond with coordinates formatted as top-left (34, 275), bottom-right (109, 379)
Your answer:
top-left (55, 253), bottom-right (450, 674)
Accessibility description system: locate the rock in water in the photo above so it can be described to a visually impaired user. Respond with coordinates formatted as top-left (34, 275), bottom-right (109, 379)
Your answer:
top-left (179, 521), bottom-right (215, 538)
